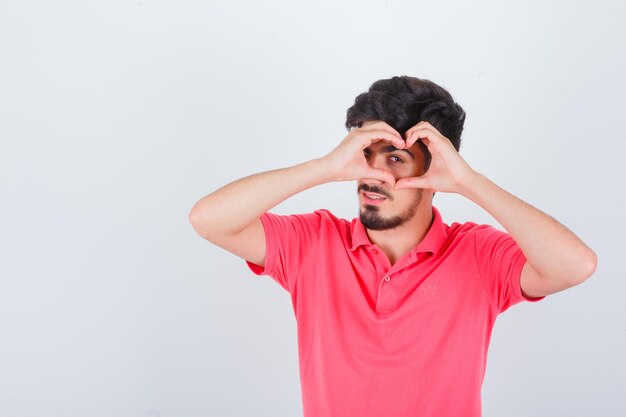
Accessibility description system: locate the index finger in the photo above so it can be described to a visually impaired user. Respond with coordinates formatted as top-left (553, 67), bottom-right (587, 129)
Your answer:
top-left (405, 128), bottom-right (433, 149)
top-left (358, 129), bottom-right (406, 150)
top-left (360, 121), bottom-right (404, 143)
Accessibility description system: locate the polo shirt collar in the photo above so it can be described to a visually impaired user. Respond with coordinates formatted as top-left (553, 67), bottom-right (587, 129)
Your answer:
top-left (349, 205), bottom-right (447, 256)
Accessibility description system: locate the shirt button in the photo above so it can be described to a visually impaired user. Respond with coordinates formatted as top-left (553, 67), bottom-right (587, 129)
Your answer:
top-left (372, 249), bottom-right (378, 255)
top-left (384, 276), bottom-right (390, 281)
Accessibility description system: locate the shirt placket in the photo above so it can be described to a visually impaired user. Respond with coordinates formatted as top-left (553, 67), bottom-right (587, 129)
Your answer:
top-left (371, 247), bottom-right (418, 313)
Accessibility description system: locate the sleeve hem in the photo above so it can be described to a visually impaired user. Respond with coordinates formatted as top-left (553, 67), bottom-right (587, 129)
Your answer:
top-left (512, 251), bottom-right (546, 303)
top-left (244, 213), bottom-right (275, 277)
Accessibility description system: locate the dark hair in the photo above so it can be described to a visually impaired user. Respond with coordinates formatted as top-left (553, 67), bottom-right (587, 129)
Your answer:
top-left (345, 75), bottom-right (466, 172)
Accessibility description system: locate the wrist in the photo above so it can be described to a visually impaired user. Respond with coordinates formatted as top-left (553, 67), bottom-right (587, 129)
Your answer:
top-left (309, 157), bottom-right (339, 184)
top-left (314, 155), bottom-right (341, 183)
top-left (457, 170), bottom-right (485, 197)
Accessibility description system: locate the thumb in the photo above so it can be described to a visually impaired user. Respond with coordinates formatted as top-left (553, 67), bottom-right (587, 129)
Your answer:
top-left (394, 176), bottom-right (429, 190)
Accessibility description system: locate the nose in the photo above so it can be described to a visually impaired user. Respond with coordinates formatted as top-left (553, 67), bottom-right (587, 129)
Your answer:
top-left (363, 153), bottom-right (393, 186)
top-left (366, 152), bottom-right (387, 170)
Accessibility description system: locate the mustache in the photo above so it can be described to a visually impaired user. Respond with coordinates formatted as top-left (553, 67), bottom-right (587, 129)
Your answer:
top-left (358, 184), bottom-right (391, 199)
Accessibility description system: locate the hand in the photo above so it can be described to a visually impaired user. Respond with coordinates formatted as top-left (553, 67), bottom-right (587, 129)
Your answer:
top-left (321, 121), bottom-right (406, 187)
top-left (393, 121), bottom-right (477, 193)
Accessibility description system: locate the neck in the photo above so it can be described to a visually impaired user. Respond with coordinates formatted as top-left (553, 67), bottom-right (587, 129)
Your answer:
top-left (365, 202), bottom-right (434, 265)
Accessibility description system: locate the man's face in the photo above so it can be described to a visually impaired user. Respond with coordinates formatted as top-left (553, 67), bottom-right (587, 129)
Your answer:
top-left (357, 120), bottom-right (428, 231)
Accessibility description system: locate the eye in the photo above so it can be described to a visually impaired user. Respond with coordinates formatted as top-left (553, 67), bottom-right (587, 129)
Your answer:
top-left (389, 155), bottom-right (404, 163)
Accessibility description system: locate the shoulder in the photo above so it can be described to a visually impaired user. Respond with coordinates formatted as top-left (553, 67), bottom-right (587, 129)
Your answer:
top-left (304, 209), bottom-right (357, 245)
top-left (431, 206), bottom-right (493, 246)
top-left (441, 220), bottom-right (507, 251)
top-left (445, 220), bottom-right (484, 239)
top-left (446, 219), bottom-right (501, 235)
top-left (306, 208), bottom-right (345, 222)
top-left (263, 208), bottom-right (347, 231)
top-left (310, 208), bottom-right (352, 230)
top-left (447, 221), bottom-right (514, 258)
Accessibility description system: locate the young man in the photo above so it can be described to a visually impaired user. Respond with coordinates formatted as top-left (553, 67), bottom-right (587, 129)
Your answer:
top-left (189, 76), bottom-right (597, 417)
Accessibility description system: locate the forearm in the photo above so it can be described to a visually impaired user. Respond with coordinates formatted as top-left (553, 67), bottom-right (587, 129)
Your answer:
top-left (459, 171), bottom-right (597, 283)
top-left (189, 157), bottom-right (333, 236)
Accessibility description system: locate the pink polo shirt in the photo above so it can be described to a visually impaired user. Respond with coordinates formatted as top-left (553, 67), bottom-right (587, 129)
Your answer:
top-left (245, 205), bottom-right (546, 417)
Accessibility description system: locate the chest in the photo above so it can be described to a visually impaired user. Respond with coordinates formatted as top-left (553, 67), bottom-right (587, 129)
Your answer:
top-left (292, 244), bottom-right (496, 358)
top-left (296, 244), bottom-right (491, 319)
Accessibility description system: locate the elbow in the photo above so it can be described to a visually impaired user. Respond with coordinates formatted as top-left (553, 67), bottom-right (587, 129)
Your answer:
top-left (188, 207), bottom-right (200, 224)
top-left (188, 207), bottom-right (213, 238)
top-left (572, 249), bottom-right (598, 284)
top-left (188, 206), bottom-right (200, 228)
top-left (188, 206), bottom-right (231, 239)
top-left (188, 198), bottom-right (210, 229)
top-left (584, 249), bottom-right (598, 279)
top-left (188, 211), bottom-right (202, 235)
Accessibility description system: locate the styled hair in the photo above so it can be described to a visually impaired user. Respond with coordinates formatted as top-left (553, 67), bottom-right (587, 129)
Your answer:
top-left (345, 75), bottom-right (466, 172)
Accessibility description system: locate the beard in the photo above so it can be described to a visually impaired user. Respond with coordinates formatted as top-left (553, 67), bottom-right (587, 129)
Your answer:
top-left (359, 188), bottom-right (423, 231)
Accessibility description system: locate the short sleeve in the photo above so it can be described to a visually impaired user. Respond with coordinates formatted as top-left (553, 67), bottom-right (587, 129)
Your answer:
top-left (245, 210), bottom-right (323, 293)
top-left (473, 224), bottom-right (546, 314)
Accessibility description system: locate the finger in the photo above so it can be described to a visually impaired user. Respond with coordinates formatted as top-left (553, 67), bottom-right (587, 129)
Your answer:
top-left (394, 176), bottom-right (429, 190)
top-left (365, 121), bottom-right (404, 142)
top-left (405, 127), bottom-right (429, 148)
top-left (405, 120), bottom-right (433, 137)
top-left (358, 129), bottom-right (406, 150)
top-left (364, 167), bottom-right (396, 187)
top-left (360, 125), bottom-right (404, 148)
top-left (404, 121), bottom-right (428, 138)
top-left (405, 128), bottom-right (433, 149)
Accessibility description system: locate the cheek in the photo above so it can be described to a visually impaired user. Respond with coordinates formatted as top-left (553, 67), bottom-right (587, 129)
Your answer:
top-left (395, 189), bottom-right (415, 201)
top-left (396, 164), bottom-right (420, 178)
top-left (396, 188), bottom-right (422, 204)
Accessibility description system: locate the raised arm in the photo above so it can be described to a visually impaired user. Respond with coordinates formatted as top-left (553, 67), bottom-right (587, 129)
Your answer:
top-left (188, 122), bottom-right (407, 266)
top-left (395, 120), bottom-right (598, 297)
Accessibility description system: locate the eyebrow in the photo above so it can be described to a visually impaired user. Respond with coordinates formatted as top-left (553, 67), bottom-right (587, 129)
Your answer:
top-left (380, 144), bottom-right (415, 159)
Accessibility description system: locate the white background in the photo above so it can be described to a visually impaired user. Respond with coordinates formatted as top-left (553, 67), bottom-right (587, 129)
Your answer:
top-left (1, 1), bottom-right (624, 416)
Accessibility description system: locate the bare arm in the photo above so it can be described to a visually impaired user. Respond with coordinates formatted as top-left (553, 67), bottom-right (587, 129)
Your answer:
top-left (188, 122), bottom-right (406, 266)
top-left (188, 158), bottom-right (334, 267)
top-left (397, 120), bottom-right (597, 297)
top-left (460, 172), bottom-right (597, 292)
top-left (189, 158), bottom-right (333, 237)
